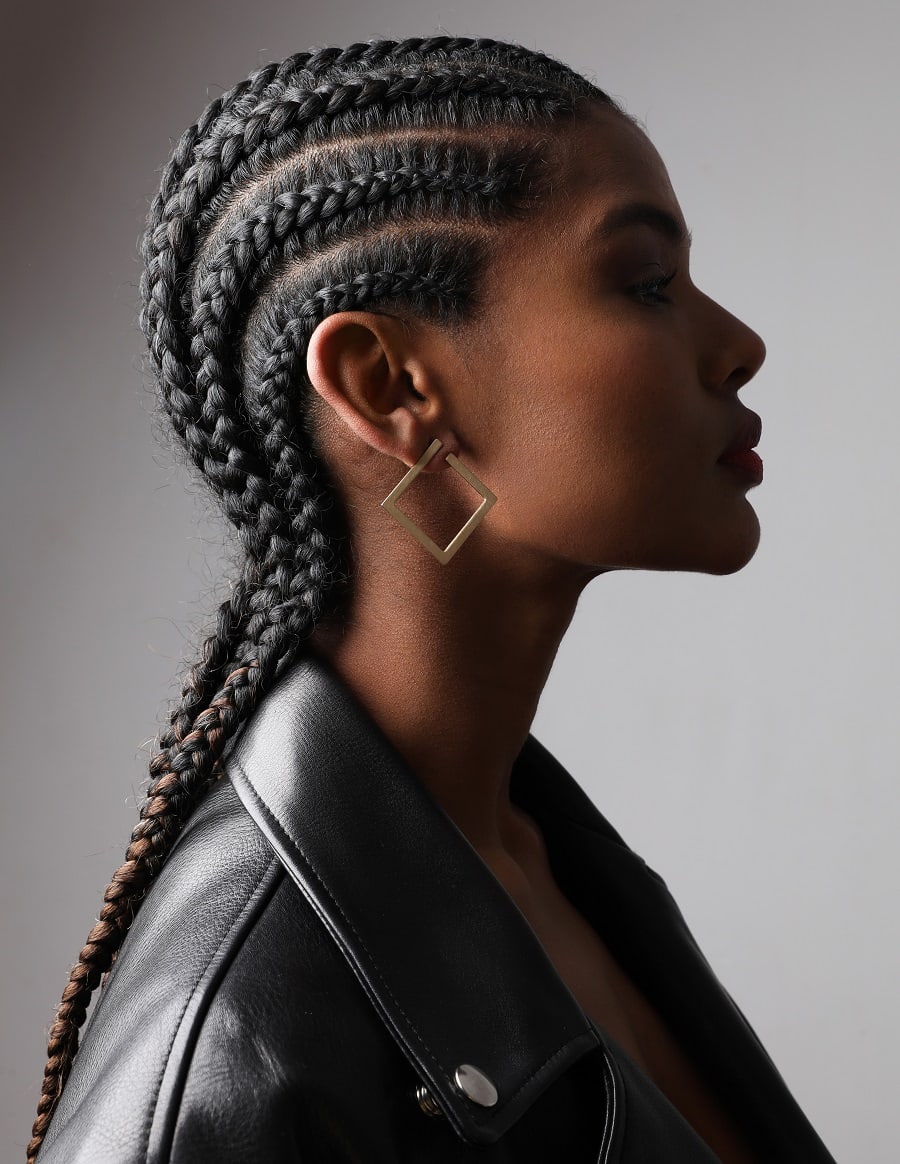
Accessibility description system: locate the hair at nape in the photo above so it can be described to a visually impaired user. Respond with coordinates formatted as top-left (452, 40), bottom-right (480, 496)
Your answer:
top-left (28, 37), bottom-right (615, 1162)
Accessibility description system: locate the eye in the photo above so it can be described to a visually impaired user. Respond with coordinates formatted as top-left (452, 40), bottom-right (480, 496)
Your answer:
top-left (629, 266), bottom-right (678, 304)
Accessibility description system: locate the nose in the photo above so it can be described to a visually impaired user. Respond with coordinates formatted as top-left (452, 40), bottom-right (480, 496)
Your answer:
top-left (698, 293), bottom-right (767, 395)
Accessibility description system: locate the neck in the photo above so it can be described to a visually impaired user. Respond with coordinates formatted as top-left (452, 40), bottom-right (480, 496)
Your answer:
top-left (310, 537), bottom-right (592, 863)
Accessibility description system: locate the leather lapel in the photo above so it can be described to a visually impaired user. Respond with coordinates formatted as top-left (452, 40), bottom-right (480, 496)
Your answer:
top-left (224, 650), bottom-right (600, 1147)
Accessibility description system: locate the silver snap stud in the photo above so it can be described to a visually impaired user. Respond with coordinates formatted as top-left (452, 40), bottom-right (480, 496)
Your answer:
top-left (453, 1063), bottom-right (498, 1108)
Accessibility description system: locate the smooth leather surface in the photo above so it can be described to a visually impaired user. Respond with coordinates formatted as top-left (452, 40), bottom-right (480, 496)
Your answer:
top-left (37, 650), bottom-right (838, 1163)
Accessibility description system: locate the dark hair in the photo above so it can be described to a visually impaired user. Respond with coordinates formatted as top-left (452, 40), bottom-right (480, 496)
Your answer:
top-left (29, 35), bottom-right (615, 1161)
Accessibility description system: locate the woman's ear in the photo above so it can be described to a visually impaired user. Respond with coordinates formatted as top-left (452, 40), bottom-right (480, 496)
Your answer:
top-left (305, 312), bottom-right (460, 472)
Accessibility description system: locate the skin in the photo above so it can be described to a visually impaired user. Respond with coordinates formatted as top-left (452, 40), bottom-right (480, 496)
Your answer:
top-left (305, 102), bottom-right (766, 1161)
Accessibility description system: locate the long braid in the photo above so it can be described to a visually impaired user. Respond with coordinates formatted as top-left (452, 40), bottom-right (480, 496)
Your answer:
top-left (29, 37), bottom-right (616, 1161)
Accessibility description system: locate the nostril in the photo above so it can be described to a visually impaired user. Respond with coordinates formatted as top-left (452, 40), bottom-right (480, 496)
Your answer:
top-left (725, 361), bottom-right (761, 395)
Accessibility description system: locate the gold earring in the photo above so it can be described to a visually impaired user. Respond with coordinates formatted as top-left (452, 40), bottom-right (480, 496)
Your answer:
top-left (380, 438), bottom-right (497, 565)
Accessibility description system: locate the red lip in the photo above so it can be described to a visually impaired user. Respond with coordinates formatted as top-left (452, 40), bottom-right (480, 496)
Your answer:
top-left (717, 412), bottom-right (763, 484)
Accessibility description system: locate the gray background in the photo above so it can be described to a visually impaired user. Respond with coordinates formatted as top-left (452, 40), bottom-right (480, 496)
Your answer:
top-left (3, 1), bottom-right (896, 1159)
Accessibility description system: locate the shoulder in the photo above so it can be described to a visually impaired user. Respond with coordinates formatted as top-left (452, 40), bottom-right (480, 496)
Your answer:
top-left (39, 768), bottom-right (425, 1164)
top-left (37, 776), bottom-right (304, 1163)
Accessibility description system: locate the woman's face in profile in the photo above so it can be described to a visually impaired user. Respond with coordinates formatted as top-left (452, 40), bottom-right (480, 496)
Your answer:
top-left (457, 102), bottom-right (768, 579)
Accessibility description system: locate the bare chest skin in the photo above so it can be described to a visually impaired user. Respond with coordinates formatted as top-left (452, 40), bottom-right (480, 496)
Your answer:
top-left (496, 851), bottom-right (758, 1164)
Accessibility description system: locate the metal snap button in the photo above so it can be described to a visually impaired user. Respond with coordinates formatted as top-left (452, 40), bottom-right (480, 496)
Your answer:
top-left (453, 1063), bottom-right (498, 1107)
top-left (415, 1083), bottom-right (443, 1118)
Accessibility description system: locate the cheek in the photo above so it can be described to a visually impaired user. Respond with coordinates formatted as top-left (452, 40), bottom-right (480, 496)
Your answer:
top-left (480, 324), bottom-right (712, 558)
top-left (512, 325), bottom-right (698, 484)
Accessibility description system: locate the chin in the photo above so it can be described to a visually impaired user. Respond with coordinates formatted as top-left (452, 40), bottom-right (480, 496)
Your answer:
top-left (636, 509), bottom-right (762, 576)
top-left (578, 504), bottom-right (763, 577)
top-left (699, 512), bottom-right (762, 576)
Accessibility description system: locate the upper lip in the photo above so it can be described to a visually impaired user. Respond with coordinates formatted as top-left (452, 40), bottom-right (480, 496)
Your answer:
top-left (718, 411), bottom-right (762, 460)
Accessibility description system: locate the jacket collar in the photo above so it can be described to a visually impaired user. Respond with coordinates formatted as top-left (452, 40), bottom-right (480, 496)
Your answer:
top-left (224, 649), bottom-right (600, 1146)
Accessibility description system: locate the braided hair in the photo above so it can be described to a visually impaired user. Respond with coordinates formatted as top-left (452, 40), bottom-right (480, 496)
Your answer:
top-left (29, 36), bottom-right (617, 1161)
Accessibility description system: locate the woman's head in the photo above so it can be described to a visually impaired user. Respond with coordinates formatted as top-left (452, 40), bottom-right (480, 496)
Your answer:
top-left (144, 38), bottom-right (621, 622)
top-left (145, 36), bottom-right (764, 623)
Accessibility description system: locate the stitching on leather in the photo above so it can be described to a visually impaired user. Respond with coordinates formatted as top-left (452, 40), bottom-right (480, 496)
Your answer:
top-left (229, 757), bottom-right (452, 1091)
top-left (502, 1030), bottom-right (594, 1106)
top-left (141, 851), bottom-right (281, 1163)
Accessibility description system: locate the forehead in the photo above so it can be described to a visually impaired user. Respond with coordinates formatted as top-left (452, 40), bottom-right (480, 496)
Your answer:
top-left (562, 104), bottom-right (677, 200)
top-left (459, 105), bottom-right (688, 330)
top-left (541, 104), bottom-right (685, 243)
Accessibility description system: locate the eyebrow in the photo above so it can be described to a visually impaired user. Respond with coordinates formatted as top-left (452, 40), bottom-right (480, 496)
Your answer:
top-left (588, 202), bottom-right (693, 248)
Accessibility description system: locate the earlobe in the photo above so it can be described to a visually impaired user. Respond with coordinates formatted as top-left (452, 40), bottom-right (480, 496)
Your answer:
top-left (305, 312), bottom-right (459, 471)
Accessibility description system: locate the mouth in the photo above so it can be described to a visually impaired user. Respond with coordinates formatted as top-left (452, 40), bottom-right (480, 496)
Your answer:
top-left (717, 411), bottom-right (763, 485)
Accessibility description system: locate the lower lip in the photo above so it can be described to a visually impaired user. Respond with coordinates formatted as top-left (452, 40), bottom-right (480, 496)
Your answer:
top-left (718, 449), bottom-right (764, 484)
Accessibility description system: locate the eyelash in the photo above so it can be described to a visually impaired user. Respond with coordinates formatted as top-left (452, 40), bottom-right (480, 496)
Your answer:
top-left (629, 267), bottom-right (678, 304)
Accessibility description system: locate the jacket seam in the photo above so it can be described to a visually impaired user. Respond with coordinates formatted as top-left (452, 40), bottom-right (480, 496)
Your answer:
top-left (142, 849), bottom-right (283, 1164)
top-left (502, 1031), bottom-right (595, 1106)
top-left (229, 758), bottom-right (447, 1084)
top-left (599, 1047), bottom-right (622, 1164)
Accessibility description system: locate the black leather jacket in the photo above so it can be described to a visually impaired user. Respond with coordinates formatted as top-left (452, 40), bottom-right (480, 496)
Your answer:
top-left (38, 652), bottom-right (837, 1163)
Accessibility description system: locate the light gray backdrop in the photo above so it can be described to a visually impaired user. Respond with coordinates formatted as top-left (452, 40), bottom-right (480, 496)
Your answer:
top-left (3, 2), bottom-right (896, 1159)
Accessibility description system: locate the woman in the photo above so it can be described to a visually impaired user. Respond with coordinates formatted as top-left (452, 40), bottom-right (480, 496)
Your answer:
top-left (29, 35), bottom-right (837, 1163)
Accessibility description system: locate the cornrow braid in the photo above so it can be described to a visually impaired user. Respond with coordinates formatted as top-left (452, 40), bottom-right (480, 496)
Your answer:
top-left (149, 36), bottom-right (560, 225)
top-left (141, 63), bottom-right (571, 371)
top-left (29, 36), bottom-right (617, 1162)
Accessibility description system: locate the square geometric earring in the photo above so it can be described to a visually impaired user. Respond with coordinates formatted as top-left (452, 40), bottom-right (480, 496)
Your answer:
top-left (380, 438), bottom-right (497, 564)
